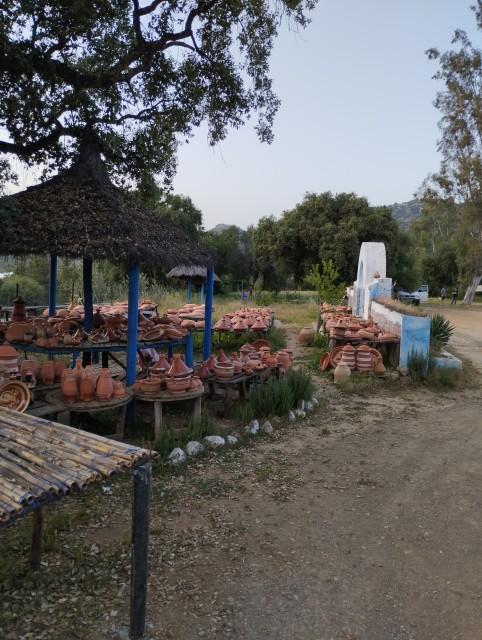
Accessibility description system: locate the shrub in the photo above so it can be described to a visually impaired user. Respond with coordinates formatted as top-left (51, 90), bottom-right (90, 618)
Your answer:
top-left (284, 368), bottom-right (315, 403)
top-left (408, 349), bottom-right (435, 382)
top-left (234, 377), bottom-right (294, 423)
top-left (430, 313), bottom-right (454, 349)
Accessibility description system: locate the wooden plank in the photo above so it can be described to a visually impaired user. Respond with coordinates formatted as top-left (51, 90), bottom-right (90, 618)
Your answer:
top-left (130, 463), bottom-right (151, 639)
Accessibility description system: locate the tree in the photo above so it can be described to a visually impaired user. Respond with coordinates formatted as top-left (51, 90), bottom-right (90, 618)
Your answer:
top-left (303, 259), bottom-right (346, 304)
top-left (201, 225), bottom-right (255, 285)
top-left (0, 1), bottom-right (317, 185)
top-left (423, 5), bottom-right (482, 303)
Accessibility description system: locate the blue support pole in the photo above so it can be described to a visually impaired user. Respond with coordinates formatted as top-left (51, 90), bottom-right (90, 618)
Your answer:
top-left (202, 268), bottom-right (215, 361)
top-left (126, 264), bottom-right (140, 387)
top-left (48, 255), bottom-right (57, 317)
top-left (185, 333), bottom-right (194, 367)
top-left (83, 258), bottom-right (93, 332)
top-left (187, 278), bottom-right (192, 304)
top-left (200, 282), bottom-right (205, 304)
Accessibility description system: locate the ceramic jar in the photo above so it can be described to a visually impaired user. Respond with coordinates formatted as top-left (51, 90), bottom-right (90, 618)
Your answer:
top-left (96, 368), bottom-right (114, 400)
top-left (62, 370), bottom-right (79, 404)
top-left (334, 361), bottom-right (351, 384)
top-left (166, 376), bottom-right (190, 395)
top-left (79, 369), bottom-right (96, 402)
top-left (54, 361), bottom-right (67, 383)
top-left (73, 359), bottom-right (84, 389)
top-left (276, 350), bottom-right (290, 371)
top-left (41, 361), bottom-right (55, 385)
top-left (20, 359), bottom-right (40, 381)
top-left (373, 356), bottom-right (386, 376)
top-left (298, 326), bottom-right (315, 345)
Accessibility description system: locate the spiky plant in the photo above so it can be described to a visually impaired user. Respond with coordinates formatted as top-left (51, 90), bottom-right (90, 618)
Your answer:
top-left (430, 314), bottom-right (455, 348)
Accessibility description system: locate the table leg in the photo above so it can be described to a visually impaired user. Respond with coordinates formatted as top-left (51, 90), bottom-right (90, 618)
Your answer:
top-left (238, 380), bottom-right (246, 398)
top-left (115, 404), bottom-right (127, 439)
top-left (224, 385), bottom-right (234, 417)
top-left (192, 395), bottom-right (202, 422)
top-left (153, 401), bottom-right (163, 441)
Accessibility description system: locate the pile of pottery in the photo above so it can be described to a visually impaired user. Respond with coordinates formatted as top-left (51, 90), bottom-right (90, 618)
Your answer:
top-left (196, 344), bottom-right (292, 382)
top-left (320, 343), bottom-right (386, 376)
top-left (60, 361), bottom-right (126, 404)
top-left (213, 307), bottom-right (274, 333)
top-left (0, 304), bottom-right (192, 347)
top-left (322, 313), bottom-right (398, 342)
top-left (320, 303), bottom-right (352, 315)
top-left (139, 353), bottom-right (203, 396)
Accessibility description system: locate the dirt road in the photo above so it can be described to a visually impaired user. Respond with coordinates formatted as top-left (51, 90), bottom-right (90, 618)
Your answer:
top-left (117, 305), bottom-right (482, 640)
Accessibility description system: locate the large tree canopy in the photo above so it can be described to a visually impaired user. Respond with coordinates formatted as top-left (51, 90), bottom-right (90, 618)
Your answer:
top-left (0, 0), bottom-right (316, 185)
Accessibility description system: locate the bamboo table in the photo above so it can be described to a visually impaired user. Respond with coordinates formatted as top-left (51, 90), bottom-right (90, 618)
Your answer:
top-left (45, 388), bottom-right (134, 439)
top-left (134, 387), bottom-right (203, 441)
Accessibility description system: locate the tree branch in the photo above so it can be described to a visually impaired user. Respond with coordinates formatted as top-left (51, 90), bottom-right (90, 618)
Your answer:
top-left (0, 123), bottom-right (72, 157)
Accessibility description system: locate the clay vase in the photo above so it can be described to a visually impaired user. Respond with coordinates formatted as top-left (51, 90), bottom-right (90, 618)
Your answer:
top-left (41, 361), bottom-right (55, 385)
top-left (334, 361), bottom-right (351, 385)
top-left (73, 359), bottom-right (84, 389)
top-left (20, 359), bottom-right (40, 381)
top-left (96, 368), bottom-right (114, 400)
top-left (298, 326), bottom-right (315, 346)
top-left (112, 380), bottom-right (126, 398)
top-left (167, 353), bottom-right (192, 378)
top-left (11, 296), bottom-right (26, 322)
top-left (62, 370), bottom-right (79, 404)
top-left (79, 369), bottom-right (96, 402)
top-left (53, 361), bottom-right (67, 383)
top-left (276, 350), bottom-right (290, 371)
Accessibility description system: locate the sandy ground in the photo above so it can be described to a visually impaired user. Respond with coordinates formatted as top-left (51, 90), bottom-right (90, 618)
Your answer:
top-left (3, 304), bottom-right (482, 640)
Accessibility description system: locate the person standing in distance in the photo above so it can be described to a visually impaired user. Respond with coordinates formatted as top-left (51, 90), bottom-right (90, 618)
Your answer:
top-left (451, 286), bottom-right (458, 304)
top-left (440, 286), bottom-right (446, 303)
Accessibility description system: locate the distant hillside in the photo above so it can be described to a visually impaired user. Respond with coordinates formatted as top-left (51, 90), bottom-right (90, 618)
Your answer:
top-left (388, 200), bottom-right (421, 230)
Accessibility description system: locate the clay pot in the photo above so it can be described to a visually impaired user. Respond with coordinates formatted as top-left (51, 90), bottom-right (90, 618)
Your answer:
top-left (11, 296), bottom-right (26, 323)
top-left (96, 368), bottom-right (114, 400)
top-left (298, 326), bottom-right (315, 345)
top-left (373, 356), bottom-right (386, 376)
top-left (53, 360), bottom-right (67, 383)
top-left (79, 369), bottom-right (96, 402)
top-left (340, 344), bottom-right (356, 372)
top-left (140, 377), bottom-right (161, 395)
top-left (166, 376), bottom-right (191, 396)
top-left (276, 350), bottom-right (290, 371)
top-left (205, 354), bottom-right (217, 372)
top-left (20, 359), bottom-right (40, 381)
top-left (40, 361), bottom-right (55, 385)
top-left (62, 370), bottom-right (79, 404)
top-left (215, 349), bottom-right (230, 364)
top-left (356, 344), bottom-right (372, 374)
top-left (214, 363), bottom-right (234, 380)
top-left (197, 362), bottom-right (213, 380)
top-left (72, 359), bottom-right (84, 388)
top-left (167, 353), bottom-right (193, 378)
top-left (334, 361), bottom-right (351, 384)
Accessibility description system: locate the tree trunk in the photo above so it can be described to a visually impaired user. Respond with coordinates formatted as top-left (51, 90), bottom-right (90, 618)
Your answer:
top-left (462, 274), bottom-right (482, 304)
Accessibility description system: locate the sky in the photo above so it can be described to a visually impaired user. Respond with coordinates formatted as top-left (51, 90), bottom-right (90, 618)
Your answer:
top-left (172, 0), bottom-right (481, 230)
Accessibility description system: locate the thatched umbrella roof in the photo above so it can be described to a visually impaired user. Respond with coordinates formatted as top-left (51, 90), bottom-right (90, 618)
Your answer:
top-left (0, 145), bottom-right (219, 270)
top-left (166, 265), bottom-right (221, 283)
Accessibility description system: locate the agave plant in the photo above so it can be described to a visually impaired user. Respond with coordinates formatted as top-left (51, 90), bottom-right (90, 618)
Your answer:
top-left (430, 313), bottom-right (455, 347)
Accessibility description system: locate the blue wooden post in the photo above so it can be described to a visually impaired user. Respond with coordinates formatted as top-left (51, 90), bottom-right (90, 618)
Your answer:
top-left (83, 258), bottom-right (93, 332)
top-left (187, 278), bottom-right (192, 304)
top-left (185, 333), bottom-right (194, 367)
top-left (200, 282), bottom-right (205, 304)
top-left (126, 264), bottom-right (140, 387)
top-left (48, 255), bottom-right (57, 317)
top-left (202, 268), bottom-right (214, 361)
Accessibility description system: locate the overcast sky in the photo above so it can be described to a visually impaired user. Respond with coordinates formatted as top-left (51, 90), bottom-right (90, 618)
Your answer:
top-left (172, 0), bottom-right (480, 230)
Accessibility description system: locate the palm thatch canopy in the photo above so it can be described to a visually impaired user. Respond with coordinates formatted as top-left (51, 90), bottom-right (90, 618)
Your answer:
top-left (0, 143), bottom-right (218, 270)
top-left (166, 265), bottom-right (221, 283)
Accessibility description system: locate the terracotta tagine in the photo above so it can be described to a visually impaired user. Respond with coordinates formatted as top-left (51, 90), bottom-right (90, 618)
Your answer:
top-left (167, 353), bottom-right (193, 378)
top-left (166, 375), bottom-right (190, 396)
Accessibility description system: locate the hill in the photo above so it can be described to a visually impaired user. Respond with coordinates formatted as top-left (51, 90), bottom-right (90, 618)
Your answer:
top-left (388, 200), bottom-right (421, 229)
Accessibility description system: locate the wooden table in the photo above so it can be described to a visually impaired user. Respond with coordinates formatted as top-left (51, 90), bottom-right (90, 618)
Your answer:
top-left (205, 367), bottom-right (275, 417)
top-left (134, 387), bottom-right (203, 441)
top-left (45, 388), bottom-right (134, 439)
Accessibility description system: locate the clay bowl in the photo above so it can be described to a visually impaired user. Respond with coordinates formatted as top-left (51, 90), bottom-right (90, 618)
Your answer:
top-left (140, 377), bottom-right (161, 395)
top-left (166, 376), bottom-right (191, 395)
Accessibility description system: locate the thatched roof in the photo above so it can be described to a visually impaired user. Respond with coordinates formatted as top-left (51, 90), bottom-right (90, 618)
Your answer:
top-left (166, 265), bottom-right (221, 283)
top-left (0, 148), bottom-right (219, 270)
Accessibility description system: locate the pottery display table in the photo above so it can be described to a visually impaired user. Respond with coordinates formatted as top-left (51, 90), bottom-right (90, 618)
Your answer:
top-left (45, 388), bottom-right (134, 439)
top-left (328, 335), bottom-right (400, 367)
top-left (134, 387), bottom-right (203, 441)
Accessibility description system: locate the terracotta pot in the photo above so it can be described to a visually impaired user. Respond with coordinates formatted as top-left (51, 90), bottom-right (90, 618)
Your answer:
top-left (53, 361), bottom-right (67, 383)
top-left (298, 326), bottom-right (315, 345)
top-left (166, 376), bottom-right (191, 395)
top-left (20, 359), bottom-right (40, 381)
top-left (41, 361), bottom-right (55, 385)
top-left (334, 361), bottom-right (351, 384)
top-left (356, 344), bottom-right (372, 373)
top-left (276, 350), bottom-right (290, 371)
top-left (167, 353), bottom-right (192, 378)
top-left (96, 368), bottom-right (114, 400)
top-left (197, 362), bottom-right (212, 380)
top-left (340, 344), bottom-right (356, 372)
top-left (73, 359), bottom-right (84, 389)
top-left (140, 377), bottom-right (161, 395)
top-left (214, 363), bottom-right (234, 380)
top-left (215, 349), bottom-right (230, 364)
top-left (79, 369), bottom-right (96, 402)
top-left (373, 356), bottom-right (386, 376)
top-left (62, 371), bottom-right (79, 404)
